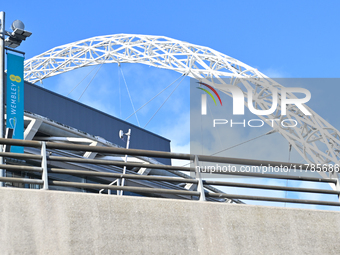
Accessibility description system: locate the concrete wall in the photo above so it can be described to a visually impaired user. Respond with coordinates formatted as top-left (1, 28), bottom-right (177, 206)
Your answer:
top-left (0, 188), bottom-right (339, 255)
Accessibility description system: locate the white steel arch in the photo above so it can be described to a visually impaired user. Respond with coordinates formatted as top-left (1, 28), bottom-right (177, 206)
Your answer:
top-left (23, 34), bottom-right (340, 177)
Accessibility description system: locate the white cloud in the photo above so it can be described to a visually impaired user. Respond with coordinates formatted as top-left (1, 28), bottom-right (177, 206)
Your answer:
top-left (261, 67), bottom-right (290, 78)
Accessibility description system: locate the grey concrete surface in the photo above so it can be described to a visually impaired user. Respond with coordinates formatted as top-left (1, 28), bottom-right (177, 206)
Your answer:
top-left (0, 188), bottom-right (339, 255)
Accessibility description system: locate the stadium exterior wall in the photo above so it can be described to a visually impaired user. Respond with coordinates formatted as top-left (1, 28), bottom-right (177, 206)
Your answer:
top-left (0, 188), bottom-right (339, 254)
top-left (21, 80), bottom-right (171, 165)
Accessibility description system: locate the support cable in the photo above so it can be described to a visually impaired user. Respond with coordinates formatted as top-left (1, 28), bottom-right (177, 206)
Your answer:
top-left (144, 75), bottom-right (186, 128)
top-left (119, 67), bottom-right (140, 127)
top-left (125, 74), bottom-right (184, 121)
top-left (77, 63), bottom-right (105, 101)
top-left (119, 65), bottom-right (122, 119)
top-left (182, 129), bottom-right (277, 167)
top-left (66, 65), bottom-right (97, 97)
top-left (210, 130), bottom-right (277, 156)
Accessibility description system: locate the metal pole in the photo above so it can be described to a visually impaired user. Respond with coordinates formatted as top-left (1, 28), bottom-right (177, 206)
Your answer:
top-left (0, 11), bottom-right (5, 187)
top-left (41, 142), bottom-right (49, 190)
top-left (194, 155), bottom-right (206, 201)
top-left (119, 129), bottom-right (131, 196)
top-left (107, 129), bottom-right (132, 195)
top-left (330, 171), bottom-right (340, 202)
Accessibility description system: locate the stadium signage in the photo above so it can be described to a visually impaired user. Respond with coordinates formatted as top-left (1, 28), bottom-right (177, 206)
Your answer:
top-left (6, 53), bottom-right (24, 153)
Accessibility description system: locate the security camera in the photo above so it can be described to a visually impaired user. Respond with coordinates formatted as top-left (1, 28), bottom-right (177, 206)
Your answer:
top-left (119, 130), bottom-right (124, 139)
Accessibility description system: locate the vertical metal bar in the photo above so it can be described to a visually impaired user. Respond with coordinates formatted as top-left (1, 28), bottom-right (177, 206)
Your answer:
top-left (107, 179), bottom-right (119, 195)
top-left (194, 155), bottom-right (206, 201)
top-left (330, 171), bottom-right (340, 202)
top-left (108, 128), bottom-right (131, 195)
top-left (120, 129), bottom-right (131, 196)
top-left (41, 142), bottom-right (48, 190)
top-left (0, 11), bottom-right (5, 187)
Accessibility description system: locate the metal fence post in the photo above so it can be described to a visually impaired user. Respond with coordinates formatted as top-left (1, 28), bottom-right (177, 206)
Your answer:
top-left (119, 128), bottom-right (131, 196)
top-left (330, 170), bottom-right (340, 202)
top-left (194, 155), bottom-right (205, 201)
top-left (41, 142), bottom-right (49, 190)
top-left (107, 179), bottom-right (119, 195)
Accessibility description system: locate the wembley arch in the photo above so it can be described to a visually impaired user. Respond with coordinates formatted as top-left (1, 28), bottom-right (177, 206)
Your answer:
top-left (23, 34), bottom-right (340, 180)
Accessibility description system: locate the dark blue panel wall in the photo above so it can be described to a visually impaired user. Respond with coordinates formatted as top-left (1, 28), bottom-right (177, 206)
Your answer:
top-left (24, 81), bottom-right (171, 165)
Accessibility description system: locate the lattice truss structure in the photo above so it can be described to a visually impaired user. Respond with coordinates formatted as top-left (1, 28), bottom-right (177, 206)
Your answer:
top-left (23, 34), bottom-right (340, 178)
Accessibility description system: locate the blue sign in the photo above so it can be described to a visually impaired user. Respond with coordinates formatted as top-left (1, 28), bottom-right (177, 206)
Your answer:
top-left (6, 53), bottom-right (24, 153)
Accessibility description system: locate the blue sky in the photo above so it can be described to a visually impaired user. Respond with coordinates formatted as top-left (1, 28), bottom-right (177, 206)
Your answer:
top-left (3, 0), bottom-right (340, 77)
top-left (2, 1), bottom-right (340, 209)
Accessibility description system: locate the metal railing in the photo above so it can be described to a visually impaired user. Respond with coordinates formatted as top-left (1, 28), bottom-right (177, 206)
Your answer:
top-left (0, 138), bottom-right (339, 207)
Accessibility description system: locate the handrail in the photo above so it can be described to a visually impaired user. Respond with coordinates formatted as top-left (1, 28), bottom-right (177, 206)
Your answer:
top-left (49, 180), bottom-right (200, 196)
top-left (48, 168), bottom-right (198, 183)
top-left (0, 138), bottom-right (331, 171)
top-left (203, 180), bottom-right (340, 195)
top-left (47, 156), bottom-right (193, 172)
top-left (0, 177), bottom-right (43, 185)
top-left (206, 193), bottom-right (340, 206)
top-left (0, 138), bottom-right (339, 208)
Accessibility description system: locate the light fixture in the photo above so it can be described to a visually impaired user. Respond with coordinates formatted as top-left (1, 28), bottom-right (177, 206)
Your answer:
top-left (5, 19), bottom-right (32, 49)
